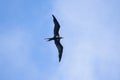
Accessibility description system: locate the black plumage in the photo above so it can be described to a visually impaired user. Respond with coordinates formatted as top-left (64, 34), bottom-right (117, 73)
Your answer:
top-left (46, 15), bottom-right (63, 62)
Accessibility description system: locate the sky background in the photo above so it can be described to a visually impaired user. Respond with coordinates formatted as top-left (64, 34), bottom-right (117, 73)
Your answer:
top-left (0, 0), bottom-right (120, 80)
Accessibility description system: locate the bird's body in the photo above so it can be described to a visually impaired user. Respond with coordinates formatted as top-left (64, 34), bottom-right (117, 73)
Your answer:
top-left (46, 15), bottom-right (63, 62)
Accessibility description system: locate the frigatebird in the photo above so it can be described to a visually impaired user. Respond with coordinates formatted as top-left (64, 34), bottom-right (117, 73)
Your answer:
top-left (46, 15), bottom-right (63, 62)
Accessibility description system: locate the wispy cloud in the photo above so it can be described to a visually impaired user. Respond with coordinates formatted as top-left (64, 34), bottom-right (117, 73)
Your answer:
top-left (0, 28), bottom-right (41, 80)
top-left (52, 0), bottom-right (120, 80)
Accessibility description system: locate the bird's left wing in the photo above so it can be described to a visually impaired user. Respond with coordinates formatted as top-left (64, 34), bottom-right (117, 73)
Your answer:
top-left (54, 39), bottom-right (63, 62)
top-left (52, 15), bottom-right (60, 36)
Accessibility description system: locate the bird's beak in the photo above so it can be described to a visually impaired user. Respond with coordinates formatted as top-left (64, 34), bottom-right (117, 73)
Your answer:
top-left (61, 37), bottom-right (64, 39)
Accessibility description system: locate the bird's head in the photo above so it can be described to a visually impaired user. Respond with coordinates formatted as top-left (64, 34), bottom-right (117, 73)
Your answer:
top-left (59, 36), bottom-right (63, 39)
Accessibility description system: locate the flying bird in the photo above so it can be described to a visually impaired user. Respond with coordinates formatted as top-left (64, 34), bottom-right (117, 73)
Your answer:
top-left (45, 15), bottom-right (63, 62)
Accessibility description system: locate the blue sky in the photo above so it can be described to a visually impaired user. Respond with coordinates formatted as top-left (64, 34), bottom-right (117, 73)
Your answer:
top-left (0, 0), bottom-right (120, 80)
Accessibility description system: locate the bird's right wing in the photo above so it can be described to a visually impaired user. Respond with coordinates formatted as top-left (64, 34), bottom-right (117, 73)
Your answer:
top-left (54, 39), bottom-right (63, 62)
top-left (52, 15), bottom-right (60, 36)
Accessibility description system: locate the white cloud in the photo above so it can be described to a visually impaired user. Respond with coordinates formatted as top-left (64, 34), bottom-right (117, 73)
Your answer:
top-left (52, 0), bottom-right (120, 80)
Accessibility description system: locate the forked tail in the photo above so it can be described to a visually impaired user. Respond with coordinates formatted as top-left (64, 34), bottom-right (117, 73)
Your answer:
top-left (44, 38), bottom-right (53, 41)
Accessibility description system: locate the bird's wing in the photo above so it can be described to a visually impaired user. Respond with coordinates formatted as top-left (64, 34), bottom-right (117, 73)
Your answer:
top-left (52, 15), bottom-right (60, 36)
top-left (54, 39), bottom-right (63, 62)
